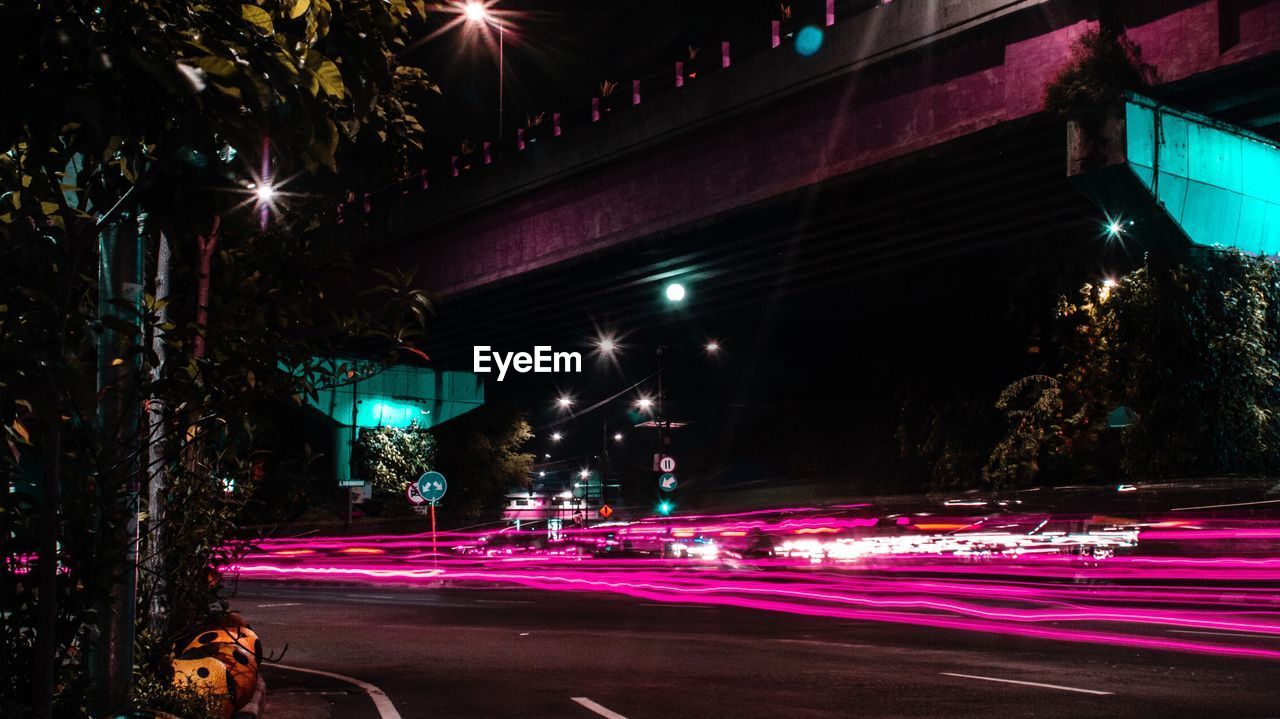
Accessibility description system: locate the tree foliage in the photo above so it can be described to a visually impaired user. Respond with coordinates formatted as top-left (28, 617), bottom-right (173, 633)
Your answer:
top-left (356, 422), bottom-right (436, 494)
top-left (0, 1), bottom-right (437, 715)
top-left (431, 407), bottom-right (535, 521)
top-left (1044, 27), bottom-right (1154, 120)
top-left (986, 250), bottom-right (1280, 487)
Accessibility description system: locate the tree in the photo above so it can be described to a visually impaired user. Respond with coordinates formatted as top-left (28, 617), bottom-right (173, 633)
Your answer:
top-left (0, 1), bottom-right (437, 715)
top-left (986, 249), bottom-right (1280, 486)
top-left (1102, 251), bottom-right (1280, 478)
top-left (431, 407), bottom-right (535, 521)
top-left (356, 422), bottom-right (436, 494)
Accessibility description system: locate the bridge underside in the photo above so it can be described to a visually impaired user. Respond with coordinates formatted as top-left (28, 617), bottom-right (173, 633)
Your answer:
top-left (421, 117), bottom-right (1099, 363)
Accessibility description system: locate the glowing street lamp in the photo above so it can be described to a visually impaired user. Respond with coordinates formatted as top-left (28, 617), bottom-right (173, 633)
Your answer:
top-left (551, 432), bottom-right (563, 441)
top-left (254, 183), bottom-right (276, 203)
top-left (705, 340), bottom-right (720, 352)
top-left (462, 1), bottom-right (488, 22)
top-left (557, 396), bottom-right (574, 409)
top-left (664, 282), bottom-right (687, 303)
top-left (635, 396), bottom-right (654, 412)
top-left (613, 432), bottom-right (623, 442)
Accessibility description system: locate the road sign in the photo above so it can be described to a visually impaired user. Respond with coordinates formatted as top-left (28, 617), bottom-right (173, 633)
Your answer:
top-left (413, 505), bottom-right (432, 515)
top-left (349, 483), bottom-right (373, 503)
top-left (338, 477), bottom-right (365, 487)
top-left (658, 455), bottom-right (677, 472)
top-left (416, 470), bottom-right (448, 503)
top-left (598, 504), bottom-right (614, 519)
top-left (406, 482), bottom-right (426, 505)
top-left (658, 473), bottom-right (677, 492)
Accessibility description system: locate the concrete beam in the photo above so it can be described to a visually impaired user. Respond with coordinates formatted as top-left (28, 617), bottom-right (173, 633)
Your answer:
top-left (1071, 93), bottom-right (1280, 255)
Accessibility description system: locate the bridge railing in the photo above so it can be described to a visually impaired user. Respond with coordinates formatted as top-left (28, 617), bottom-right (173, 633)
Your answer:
top-left (337, 0), bottom-right (884, 228)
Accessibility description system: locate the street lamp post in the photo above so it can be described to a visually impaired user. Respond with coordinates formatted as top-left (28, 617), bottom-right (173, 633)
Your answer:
top-left (464, 2), bottom-right (505, 139)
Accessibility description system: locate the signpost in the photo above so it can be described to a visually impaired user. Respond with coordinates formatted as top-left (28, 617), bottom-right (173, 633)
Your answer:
top-left (598, 504), bottom-right (614, 519)
top-left (658, 473), bottom-right (677, 492)
top-left (416, 471), bottom-right (448, 502)
top-left (658, 456), bottom-right (676, 472)
top-left (406, 481), bottom-right (426, 505)
top-left (416, 471), bottom-right (448, 567)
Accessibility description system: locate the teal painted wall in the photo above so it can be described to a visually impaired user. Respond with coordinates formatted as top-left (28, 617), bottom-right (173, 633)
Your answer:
top-left (1126, 95), bottom-right (1280, 255)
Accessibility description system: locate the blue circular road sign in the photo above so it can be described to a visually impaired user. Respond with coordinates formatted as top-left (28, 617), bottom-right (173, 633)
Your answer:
top-left (416, 471), bottom-right (448, 503)
top-left (658, 473), bottom-right (677, 492)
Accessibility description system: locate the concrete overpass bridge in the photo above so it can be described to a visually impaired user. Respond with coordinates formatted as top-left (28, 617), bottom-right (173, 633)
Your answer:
top-left (347, 0), bottom-right (1280, 359)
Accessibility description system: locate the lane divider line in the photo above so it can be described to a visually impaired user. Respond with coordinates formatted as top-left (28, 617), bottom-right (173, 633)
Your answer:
top-left (1167, 629), bottom-right (1275, 640)
top-left (572, 696), bottom-right (630, 719)
top-left (940, 672), bottom-right (1114, 696)
top-left (776, 639), bottom-right (876, 649)
top-left (269, 664), bottom-right (403, 719)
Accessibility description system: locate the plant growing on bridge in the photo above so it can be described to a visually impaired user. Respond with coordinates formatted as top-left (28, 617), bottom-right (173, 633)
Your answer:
top-left (1044, 27), bottom-right (1155, 121)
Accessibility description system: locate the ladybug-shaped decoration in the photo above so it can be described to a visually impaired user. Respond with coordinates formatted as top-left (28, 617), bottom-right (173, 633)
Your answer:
top-left (171, 654), bottom-right (235, 717)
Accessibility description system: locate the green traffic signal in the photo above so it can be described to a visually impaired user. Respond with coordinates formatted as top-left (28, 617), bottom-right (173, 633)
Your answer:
top-left (657, 501), bottom-right (674, 516)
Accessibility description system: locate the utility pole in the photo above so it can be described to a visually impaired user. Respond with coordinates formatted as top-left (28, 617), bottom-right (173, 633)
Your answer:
top-left (91, 210), bottom-right (145, 713)
top-left (144, 229), bottom-right (172, 639)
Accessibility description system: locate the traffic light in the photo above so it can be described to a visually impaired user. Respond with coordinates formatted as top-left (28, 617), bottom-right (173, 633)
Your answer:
top-left (657, 501), bottom-right (674, 516)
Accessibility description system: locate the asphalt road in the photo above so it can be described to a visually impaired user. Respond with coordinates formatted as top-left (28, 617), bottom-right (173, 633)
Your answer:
top-left (233, 580), bottom-right (1280, 719)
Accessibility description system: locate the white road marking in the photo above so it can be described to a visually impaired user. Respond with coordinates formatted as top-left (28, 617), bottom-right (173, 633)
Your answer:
top-left (475, 598), bottom-right (535, 605)
top-left (1168, 629), bottom-right (1276, 640)
top-left (255, 602), bottom-right (300, 608)
top-left (345, 593), bottom-right (395, 600)
top-left (940, 672), bottom-right (1114, 696)
top-left (1172, 498), bottom-right (1280, 511)
top-left (269, 664), bottom-right (403, 719)
top-left (571, 697), bottom-right (630, 719)
top-left (775, 639), bottom-right (875, 650)
top-left (519, 632), bottom-right (531, 636)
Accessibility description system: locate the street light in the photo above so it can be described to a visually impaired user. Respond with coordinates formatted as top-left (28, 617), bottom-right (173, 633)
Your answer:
top-left (635, 396), bottom-right (653, 412)
top-left (557, 396), bottom-right (574, 409)
top-left (551, 432), bottom-right (563, 441)
top-left (579, 469), bottom-right (590, 479)
top-left (253, 183), bottom-right (275, 203)
top-left (664, 282), bottom-right (687, 303)
top-left (462, 0), bottom-right (488, 22)
top-left (705, 340), bottom-right (720, 352)
top-left (613, 432), bottom-right (623, 442)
